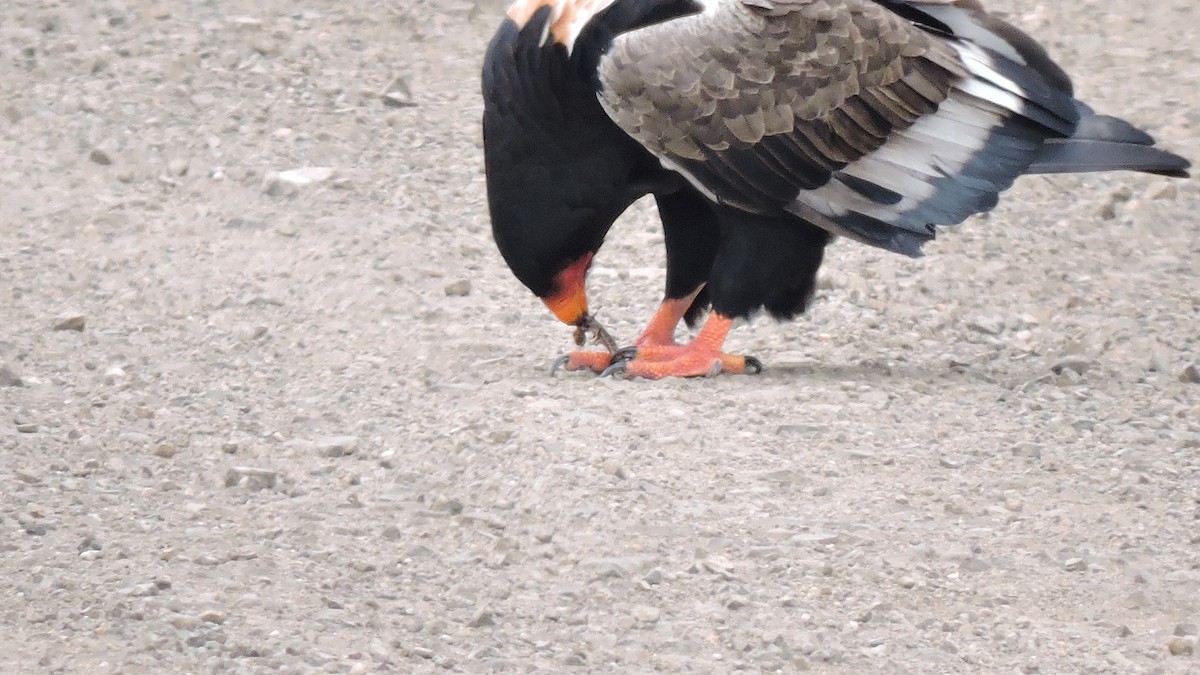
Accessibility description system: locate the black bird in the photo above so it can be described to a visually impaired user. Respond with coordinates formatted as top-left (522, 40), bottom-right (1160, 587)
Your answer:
top-left (481, 0), bottom-right (1189, 379)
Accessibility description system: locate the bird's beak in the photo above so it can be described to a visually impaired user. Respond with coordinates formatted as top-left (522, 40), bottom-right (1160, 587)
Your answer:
top-left (542, 252), bottom-right (593, 326)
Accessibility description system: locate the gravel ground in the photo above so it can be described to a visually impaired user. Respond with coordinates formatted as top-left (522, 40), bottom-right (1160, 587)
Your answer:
top-left (1, 0), bottom-right (1198, 672)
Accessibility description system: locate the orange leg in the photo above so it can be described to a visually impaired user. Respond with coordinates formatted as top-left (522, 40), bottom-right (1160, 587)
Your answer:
top-left (553, 287), bottom-right (703, 374)
top-left (633, 288), bottom-right (702, 346)
top-left (609, 312), bottom-right (761, 379)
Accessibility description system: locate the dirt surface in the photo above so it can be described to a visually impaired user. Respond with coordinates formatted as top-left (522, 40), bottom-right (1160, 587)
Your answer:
top-left (1, 0), bottom-right (1198, 672)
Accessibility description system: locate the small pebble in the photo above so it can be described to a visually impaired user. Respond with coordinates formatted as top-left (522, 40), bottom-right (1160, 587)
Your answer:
top-left (1167, 637), bottom-right (1194, 656)
top-left (1181, 364), bottom-right (1200, 384)
top-left (316, 436), bottom-right (359, 458)
top-left (53, 314), bottom-right (86, 331)
top-left (224, 466), bottom-right (279, 490)
top-left (88, 148), bottom-right (113, 165)
top-left (1051, 356), bottom-right (1093, 376)
top-left (250, 35), bottom-right (279, 56)
top-left (724, 595), bottom-right (749, 610)
top-left (966, 317), bottom-right (1004, 335)
top-left (1064, 558), bottom-right (1087, 572)
top-left (632, 605), bottom-right (660, 625)
top-left (444, 280), bottom-right (472, 297)
top-left (263, 167), bottom-right (336, 196)
top-left (601, 461), bottom-right (626, 479)
top-left (381, 75), bottom-right (415, 108)
top-left (167, 157), bottom-right (189, 176)
top-left (466, 610), bottom-right (494, 628)
top-left (938, 456), bottom-right (963, 469)
top-left (0, 363), bottom-right (23, 387)
top-left (1145, 181), bottom-right (1177, 201)
top-left (142, 5), bottom-right (171, 20)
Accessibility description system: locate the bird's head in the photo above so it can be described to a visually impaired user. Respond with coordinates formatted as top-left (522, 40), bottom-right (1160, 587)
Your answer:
top-left (484, 159), bottom-right (609, 329)
top-left (481, 0), bottom-right (636, 331)
top-left (482, 0), bottom-right (697, 341)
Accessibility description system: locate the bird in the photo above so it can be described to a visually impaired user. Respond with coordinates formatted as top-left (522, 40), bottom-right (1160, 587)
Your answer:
top-left (480, 0), bottom-right (1189, 379)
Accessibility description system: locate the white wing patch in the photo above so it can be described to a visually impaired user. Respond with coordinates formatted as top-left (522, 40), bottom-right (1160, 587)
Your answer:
top-left (795, 42), bottom-right (1035, 231)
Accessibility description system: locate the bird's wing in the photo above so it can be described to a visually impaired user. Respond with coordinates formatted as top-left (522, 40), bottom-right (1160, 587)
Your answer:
top-left (597, 0), bottom-right (1080, 255)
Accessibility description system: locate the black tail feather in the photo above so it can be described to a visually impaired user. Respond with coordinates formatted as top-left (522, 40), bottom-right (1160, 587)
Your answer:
top-left (1027, 101), bottom-right (1190, 178)
top-left (1029, 140), bottom-right (1190, 178)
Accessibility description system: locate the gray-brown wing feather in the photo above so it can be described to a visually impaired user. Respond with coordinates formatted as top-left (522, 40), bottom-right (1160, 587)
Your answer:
top-left (597, 0), bottom-right (1080, 255)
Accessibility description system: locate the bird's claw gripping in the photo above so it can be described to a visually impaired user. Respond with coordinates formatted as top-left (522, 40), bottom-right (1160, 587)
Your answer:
top-left (599, 360), bottom-right (627, 378)
top-left (549, 354), bottom-right (573, 376)
top-left (551, 312), bottom-right (763, 379)
top-left (572, 313), bottom-right (619, 353)
top-left (612, 346), bottom-right (639, 363)
top-left (550, 313), bottom-right (623, 375)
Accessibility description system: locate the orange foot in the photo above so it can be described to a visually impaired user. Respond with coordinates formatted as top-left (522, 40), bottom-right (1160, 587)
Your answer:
top-left (550, 349), bottom-right (614, 374)
top-left (550, 291), bottom-right (699, 375)
top-left (602, 313), bottom-right (762, 379)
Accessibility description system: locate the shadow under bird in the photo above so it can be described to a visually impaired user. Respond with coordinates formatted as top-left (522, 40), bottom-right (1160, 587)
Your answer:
top-left (481, 0), bottom-right (1190, 379)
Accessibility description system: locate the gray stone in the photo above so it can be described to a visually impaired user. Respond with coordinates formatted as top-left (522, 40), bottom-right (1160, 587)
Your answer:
top-left (1167, 637), bottom-right (1195, 656)
top-left (1051, 356), bottom-right (1093, 376)
top-left (966, 317), bottom-right (1004, 335)
top-left (0, 363), bottom-right (22, 387)
top-left (224, 466), bottom-right (279, 490)
top-left (53, 313), bottom-right (86, 331)
top-left (249, 35), bottom-right (279, 56)
top-left (1145, 181), bottom-right (1177, 201)
top-left (632, 605), bottom-right (660, 625)
top-left (89, 148), bottom-right (113, 165)
top-left (1181, 364), bottom-right (1200, 384)
top-left (381, 75), bottom-right (415, 108)
top-left (1064, 558), bottom-right (1087, 572)
top-left (263, 167), bottom-right (336, 196)
top-left (938, 456), bottom-right (963, 469)
top-left (724, 594), bottom-right (750, 610)
top-left (167, 157), bottom-right (189, 176)
top-left (466, 610), bottom-right (495, 628)
top-left (316, 436), bottom-right (359, 457)
top-left (444, 280), bottom-right (471, 297)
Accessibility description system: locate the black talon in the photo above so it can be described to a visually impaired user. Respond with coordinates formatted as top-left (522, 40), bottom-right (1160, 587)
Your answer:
top-left (599, 360), bottom-right (628, 378)
top-left (611, 346), bottom-right (638, 364)
top-left (549, 355), bottom-right (571, 376)
top-left (744, 356), bottom-right (763, 375)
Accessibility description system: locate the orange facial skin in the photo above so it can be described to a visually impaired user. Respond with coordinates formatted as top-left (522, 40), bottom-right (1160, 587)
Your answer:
top-left (542, 252), bottom-right (593, 325)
